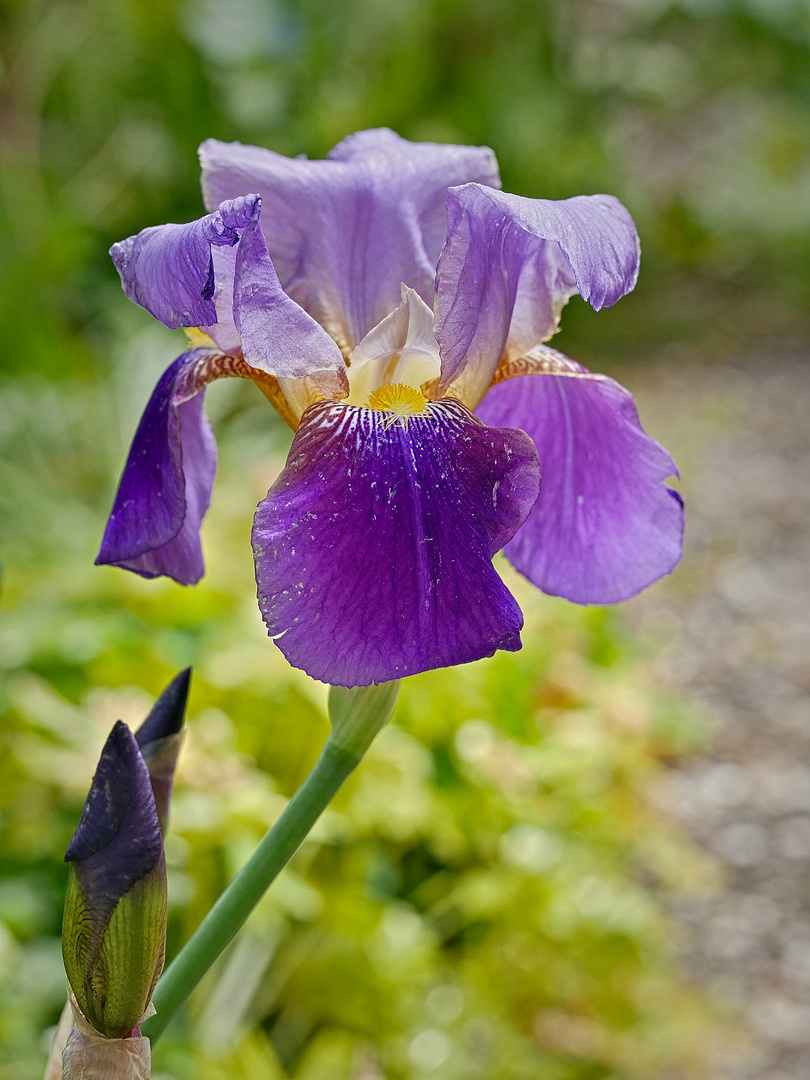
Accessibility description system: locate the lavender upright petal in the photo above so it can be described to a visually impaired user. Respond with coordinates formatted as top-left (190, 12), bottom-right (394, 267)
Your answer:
top-left (200, 242), bottom-right (242, 353)
top-left (251, 399), bottom-right (541, 687)
top-left (110, 198), bottom-right (246, 329)
top-left (96, 349), bottom-right (220, 586)
top-left (112, 194), bottom-right (346, 385)
top-left (200, 129), bottom-right (500, 350)
top-left (477, 367), bottom-right (683, 604)
top-left (435, 185), bottom-right (640, 406)
top-left (217, 197), bottom-right (347, 384)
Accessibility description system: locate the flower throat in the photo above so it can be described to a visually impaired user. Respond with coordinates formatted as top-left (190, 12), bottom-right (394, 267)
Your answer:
top-left (366, 382), bottom-right (429, 429)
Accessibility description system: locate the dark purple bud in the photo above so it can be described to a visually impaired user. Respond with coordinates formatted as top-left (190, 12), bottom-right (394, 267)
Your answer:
top-left (135, 667), bottom-right (190, 746)
top-left (63, 722), bottom-right (167, 1039)
top-left (134, 668), bottom-right (190, 831)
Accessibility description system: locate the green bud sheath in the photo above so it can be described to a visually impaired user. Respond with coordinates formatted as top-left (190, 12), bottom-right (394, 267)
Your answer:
top-left (63, 858), bottom-right (167, 1038)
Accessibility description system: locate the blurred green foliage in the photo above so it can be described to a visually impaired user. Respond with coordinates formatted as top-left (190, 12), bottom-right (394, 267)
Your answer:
top-left (1, 0), bottom-right (802, 1075)
top-left (2, 0), bottom-right (810, 385)
top-left (0, 340), bottom-right (725, 1079)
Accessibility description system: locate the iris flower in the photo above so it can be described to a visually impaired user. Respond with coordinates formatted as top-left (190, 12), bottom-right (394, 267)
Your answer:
top-left (97, 129), bottom-right (682, 687)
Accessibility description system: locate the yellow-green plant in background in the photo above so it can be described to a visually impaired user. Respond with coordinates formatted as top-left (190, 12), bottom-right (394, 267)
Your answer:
top-left (0, 357), bottom-right (723, 1078)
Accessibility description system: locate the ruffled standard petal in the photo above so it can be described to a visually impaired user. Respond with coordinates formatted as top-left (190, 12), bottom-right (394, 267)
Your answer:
top-left (218, 197), bottom-right (347, 385)
top-left (251, 399), bottom-right (541, 687)
top-left (200, 129), bottom-right (500, 351)
top-left (110, 200), bottom-right (244, 329)
top-left (112, 196), bottom-right (346, 387)
top-left (435, 184), bottom-right (641, 407)
top-left (96, 348), bottom-right (222, 586)
top-left (476, 359), bottom-right (683, 605)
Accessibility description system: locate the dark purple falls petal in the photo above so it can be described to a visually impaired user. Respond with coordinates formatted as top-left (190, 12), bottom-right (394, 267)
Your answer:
top-left (252, 399), bottom-right (541, 687)
top-left (477, 370), bottom-right (683, 604)
top-left (65, 721), bottom-right (162, 919)
top-left (95, 349), bottom-right (219, 586)
top-left (435, 184), bottom-right (640, 406)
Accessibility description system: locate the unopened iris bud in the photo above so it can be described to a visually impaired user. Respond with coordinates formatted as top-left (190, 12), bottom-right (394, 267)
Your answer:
top-left (62, 721), bottom-right (167, 1040)
top-left (134, 666), bottom-right (190, 831)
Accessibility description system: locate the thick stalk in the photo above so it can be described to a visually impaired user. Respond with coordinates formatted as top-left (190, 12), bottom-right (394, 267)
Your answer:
top-left (142, 681), bottom-right (399, 1042)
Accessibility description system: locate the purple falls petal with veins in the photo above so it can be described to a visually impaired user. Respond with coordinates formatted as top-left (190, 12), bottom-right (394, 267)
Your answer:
top-left (251, 399), bottom-right (541, 687)
top-left (95, 349), bottom-right (220, 586)
top-left (200, 128), bottom-right (501, 350)
top-left (435, 185), bottom-right (640, 404)
top-left (476, 370), bottom-right (683, 604)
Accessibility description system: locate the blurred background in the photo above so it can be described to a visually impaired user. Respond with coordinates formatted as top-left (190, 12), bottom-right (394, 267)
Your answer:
top-left (1, 0), bottom-right (810, 1077)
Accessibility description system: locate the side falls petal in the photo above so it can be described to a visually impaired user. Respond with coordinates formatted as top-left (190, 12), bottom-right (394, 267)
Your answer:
top-left (477, 369), bottom-right (683, 604)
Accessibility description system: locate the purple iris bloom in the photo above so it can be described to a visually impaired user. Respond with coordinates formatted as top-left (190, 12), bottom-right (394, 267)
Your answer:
top-left (98, 129), bottom-right (682, 687)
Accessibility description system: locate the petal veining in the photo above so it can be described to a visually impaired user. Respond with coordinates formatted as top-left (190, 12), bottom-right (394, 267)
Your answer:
top-left (251, 398), bottom-right (541, 686)
top-left (476, 365), bottom-right (683, 604)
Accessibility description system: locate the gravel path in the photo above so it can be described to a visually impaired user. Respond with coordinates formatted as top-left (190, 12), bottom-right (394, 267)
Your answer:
top-left (625, 353), bottom-right (810, 1080)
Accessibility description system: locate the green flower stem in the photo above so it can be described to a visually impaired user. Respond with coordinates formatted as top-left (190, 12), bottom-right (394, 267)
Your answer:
top-left (142, 681), bottom-right (399, 1043)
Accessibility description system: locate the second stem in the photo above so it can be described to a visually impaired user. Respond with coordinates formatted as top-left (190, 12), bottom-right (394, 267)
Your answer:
top-left (142, 681), bottom-right (399, 1042)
